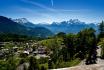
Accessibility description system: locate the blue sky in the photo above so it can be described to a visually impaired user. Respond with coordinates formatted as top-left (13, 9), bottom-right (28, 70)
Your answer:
top-left (0, 0), bottom-right (104, 24)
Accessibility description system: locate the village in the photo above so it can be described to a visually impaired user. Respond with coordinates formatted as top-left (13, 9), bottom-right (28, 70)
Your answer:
top-left (0, 40), bottom-right (51, 61)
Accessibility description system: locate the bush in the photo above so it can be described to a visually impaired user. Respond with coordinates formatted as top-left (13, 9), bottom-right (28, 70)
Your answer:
top-left (40, 65), bottom-right (47, 70)
top-left (19, 53), bottom-right (28, 58)
top-left (38, 57), bottom-right (48, 64)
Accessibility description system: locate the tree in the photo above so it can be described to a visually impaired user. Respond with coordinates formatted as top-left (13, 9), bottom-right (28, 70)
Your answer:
top-left (6, 57), bottom-right (17, 70)
top-left (40, 66), bottom-right (47, 70)
top-left (98, 38), bottom-right (104, 59)
top-left (56, 32), bottom-right (66, 38)
top-left (63, 33), bottom-right (76, 60)
top-left (48, 59), bottom-right (54, 69)
top-left (77, 28), bottom-right (97, 64)
top-left (28, 56), bottom-right (39, 70)
top-left (98, 21), bottom-right (104, 39)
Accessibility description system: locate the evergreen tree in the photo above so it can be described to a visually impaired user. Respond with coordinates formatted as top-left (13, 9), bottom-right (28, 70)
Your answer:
top-left (63, 34), bottom-right (76, 60)
top-left (98, 21), bottom-right (104, 39)
top-left (77, 28), bottom-right (97, 64)
top-left (98, 38), bottom-right (104, 59)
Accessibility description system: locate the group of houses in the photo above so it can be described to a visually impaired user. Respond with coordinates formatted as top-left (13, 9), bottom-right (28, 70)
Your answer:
top-left (0, 41), bottom-right (50, 59)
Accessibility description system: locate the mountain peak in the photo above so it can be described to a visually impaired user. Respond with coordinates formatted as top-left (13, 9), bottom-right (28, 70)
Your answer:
top-left (13, 18), bottom-right (29, 24)
top-left (12, 18), bottom-right (36, 28)
top-left (69, 19), bottom-right (80, 23)
top-left (50, 19), bottom-right (86, 25)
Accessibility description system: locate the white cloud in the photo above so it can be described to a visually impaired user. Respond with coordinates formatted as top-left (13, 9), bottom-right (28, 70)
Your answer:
top-left (20, 0), bottom-right (90, 12)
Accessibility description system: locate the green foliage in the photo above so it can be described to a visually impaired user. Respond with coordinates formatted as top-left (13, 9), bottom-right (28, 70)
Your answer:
top-left (55, 32), bottom-right (66, 38)
top-left (48, 60), bottom-right (55, 69)
top-left (0, 60), bottom-right (7, 70)
top-left (56, 58), bottom-right (80, 68)
top-left (0, 56), bottom-right (20, 70)
top-left (0, 33), bottom-right (45, 42)
top-left (0, 33), bottom-right (31, 42)
top-left (28, 56), bottom-right (39, 70)
top-left (6, 57), bottom-right (17, 70)
top-left (63, 33), bottom-right (77, 60)
top-left (19, 58), bottom-right (26, 64)
top-left (4, 42), bottom-right (14, 49)
top-left (98, 38), bottom-right (104, 58)
top-left (39, 63), bottom-right (48, 70)
top-left (77, 28), bottom-right (97, 64)
top-left (40, 65), bottom-right (47, 70)
top-left (19, 53), bottom-right (28, 58)
top-left (40, 38), bottom-right (63, 51)
top-left (98, 21), bottom-right (104, 40)
top-left (38, 57), bottom-right (48, 64)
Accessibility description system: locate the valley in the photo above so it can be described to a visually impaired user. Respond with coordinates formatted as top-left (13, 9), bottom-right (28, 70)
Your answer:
top-left (0, 16), bottom-right (104, 70)
top-left (0, 0), bottom-right (104, 70)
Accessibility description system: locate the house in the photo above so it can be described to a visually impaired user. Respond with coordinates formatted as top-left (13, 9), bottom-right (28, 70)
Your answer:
top-left (23, 51), bottom-right (29, 55)
top-left (33, 46), bottom-right (46, 55)
top-left (33, 46), bottom-right (50, 59)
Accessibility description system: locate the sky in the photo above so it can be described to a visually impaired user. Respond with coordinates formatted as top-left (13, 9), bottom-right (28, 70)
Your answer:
top-left (0, 0), bottom-right (104, 24)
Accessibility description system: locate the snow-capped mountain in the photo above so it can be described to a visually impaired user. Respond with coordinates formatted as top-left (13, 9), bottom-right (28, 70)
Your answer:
top-left (13, 18), bottom-right (29, 24)
top-left (13, 18), bottom-right (36, 28)
top-left (12, 18), bottom-right (98, 34)
top-left (36, 19), bottom-right (98, 34)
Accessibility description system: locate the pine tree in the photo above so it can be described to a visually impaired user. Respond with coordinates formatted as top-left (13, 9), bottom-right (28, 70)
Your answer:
top-left (78, 28), bottom-right (97, 64)
top-left (99, 21), bottom-right (104, 39)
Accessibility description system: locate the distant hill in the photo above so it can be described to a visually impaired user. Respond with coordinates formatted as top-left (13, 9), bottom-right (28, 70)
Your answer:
top-left (0, 16), bottom-right (27, 35)
top-left (29, 27), bottom-right (54, 37)
top-left (0, 16), bottom-right (53, 38)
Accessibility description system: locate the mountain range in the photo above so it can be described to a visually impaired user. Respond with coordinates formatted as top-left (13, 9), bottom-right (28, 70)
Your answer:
top-left (0, 16), bottom-right (99, 38)
top-left (13, 18), bottom-right (98, 34)
top-left (0, 16), bottom-right (53, 38)
top-left (34, 19), bottom-right (98, 34)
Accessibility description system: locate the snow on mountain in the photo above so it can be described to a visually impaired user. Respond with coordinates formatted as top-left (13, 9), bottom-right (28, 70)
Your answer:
top-left (12, 18), bottom-right (36, 28)
top-left (13, 18), bottom-right (29, 24)
top-left (36, 19), bottom-right (98, 34)
top-left (12, 18), bottom-right (98, 34)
